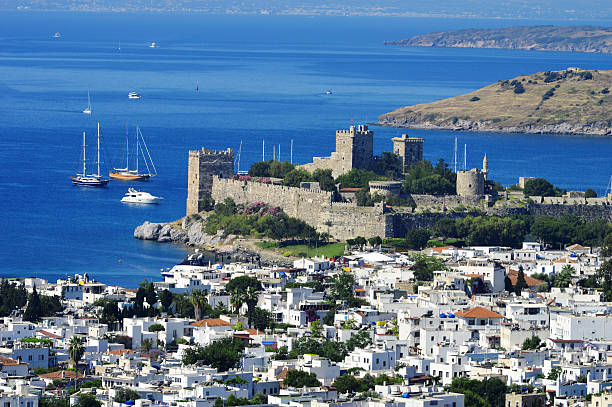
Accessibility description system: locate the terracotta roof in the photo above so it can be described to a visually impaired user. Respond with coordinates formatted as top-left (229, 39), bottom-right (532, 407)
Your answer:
top-left (108, 349), bottom-right (137, 356)
top-left (550, 339), bottom-right (583, 343)
top-left (0, 356), bottom-right (19, 366)
top-left (37, 330), bottom-right (63, 339)
top-left (432, 246), bottom-right (456, 253)
top-left (245, 329), bottom-right (264, 336)
top-left (464, 273), bottom-right (485, 278)
top-left (553, 258), bottom-right (578, 264)
top-left (455, 306), bottom-right (503, 319)
top-left (191, 318), bottom-right (232, 327)
top-left (233, 334), bottom-right (252, 340)
top-left (276, 368), bottom-right (288, 381)
top-left (40, 370), bottom-right (84, 379)
top-left (507, 270), bottom-right (546, 287)
top-left (567, 244), bottom-right (589, 251)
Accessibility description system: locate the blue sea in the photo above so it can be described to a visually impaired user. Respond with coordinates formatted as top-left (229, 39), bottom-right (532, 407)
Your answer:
top-left (1, 12), bottom-right (612, 287)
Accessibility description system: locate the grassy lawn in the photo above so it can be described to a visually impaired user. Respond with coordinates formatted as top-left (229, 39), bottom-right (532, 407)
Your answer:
top-left (255, 241), bottom-right (346, 258)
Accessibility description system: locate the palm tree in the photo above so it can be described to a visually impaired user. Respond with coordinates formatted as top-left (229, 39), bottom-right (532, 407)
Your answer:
top-left (189, 289), bottom-right (208, 321)
top-left (230, 289), bottom-right (246, 315)
top-left (244, 286), bottom-right (259, 328)
top-left (68, 336), bottom-right (84, 370)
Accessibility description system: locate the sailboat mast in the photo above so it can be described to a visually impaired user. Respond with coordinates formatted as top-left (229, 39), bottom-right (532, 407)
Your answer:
top-left (82, 131), bottom-right (86, 176)
top-left (126, 122), bottom-right (129, 171)
top-left (136, 126), bottom-right (139, 174)
top-left (97, 122), bottom-right (101, 177)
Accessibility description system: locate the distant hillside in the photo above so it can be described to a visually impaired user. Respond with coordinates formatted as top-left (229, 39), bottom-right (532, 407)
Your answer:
top-left (378, 69), bottom-right (612, 136)
top-left (385, 25), bottom-right (612, 54)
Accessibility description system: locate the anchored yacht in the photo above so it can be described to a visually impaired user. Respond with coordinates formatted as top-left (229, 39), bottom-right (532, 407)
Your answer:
top-left (121, 188), bottom-right (163, 204)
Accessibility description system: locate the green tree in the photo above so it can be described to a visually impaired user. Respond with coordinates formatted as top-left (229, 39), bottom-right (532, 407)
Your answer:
top-left (312, 169), bottom-right (336, 192)
top-left (248, 161), bottom-right (271, 177)
top-left (411, 254), bottom-right (446, 281)
top-left (368, 236), bottom-right (383, 247)
top-left (553, 265), bottom-right (575, 288)
top-left (159, 289), bottom-right (173, 311)
top-left (514, 266), bottom-right (528, 295)
top-left (251, 307), bottom-right (272, 331)
top-left (189, 289), bottom-right (208, 321)
top-left (448, 377), bottom-right (507, 407)
top-left (585, 188), bottom-right (598, 198)
top-left (113, 388), bottom-right (141, 403)
top-left (504, 276), bottom-right (513, 293)
top-left (68, 336), bottom-right (84, 370)
top-left (547, 367), bottom-right (562, 380)
top-left (521, 335), bottom-right (541, 350)
top-left (284, 369), bottom-right (321, 388)
top-left (524, 178), bottom-right (557, 197)
top-left (74, 394), bottom-right (101, 407)
top-left (332, 374), bottom-right (363, 394)
top-left (226, 276), bottom-right (262, 294)
top-left (328, 272), bottom-right (355, 302)
top-left (403, 159), bottom-right (456, 195)
top-left (346, 330), bottom-right (372, 351)
top-left (310, 320), bottom-right (323, 338)
top-left (181, 337), bottom-right (245, 372)
top-left (282, 168), bottom-right (313, 187)
top-left (141, 338), bottom-right (154, 353)
top-left (433, 218), bottom-right (457, 240)
top-left (404, 229), bottom-right (431, 250)
top-left (244, 286), bottom-right (260, 328)
top-left (23, 286), bottom-right (42, 322)
top-left (374, 152), bottom-right (403, 178)
top-left (335, 169), bottom-right (381, 189)
top-left (39, 397), bottom-right (68, 407)
top-left (147, 323), bottom-right (165, 332)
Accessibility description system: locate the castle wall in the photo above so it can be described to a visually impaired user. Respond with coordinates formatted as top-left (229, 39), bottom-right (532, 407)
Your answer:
top-left (456, 169), bottom-right (485, 197)
top-left (186, 148), bottom-right (234, 216)
top-left (211, 177), bottom-right (394, 239)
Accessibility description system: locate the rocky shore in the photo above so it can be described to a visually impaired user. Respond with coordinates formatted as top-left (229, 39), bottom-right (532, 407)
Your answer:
top-left (376, 117), bottom-right (612, 136)
top-left (133, 217), bottom-right (293, 267)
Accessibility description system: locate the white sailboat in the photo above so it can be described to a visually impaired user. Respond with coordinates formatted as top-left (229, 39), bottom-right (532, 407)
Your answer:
top-left (83, 90), bottom-right (92, 115)
top-left (71, 123), bottom-right (110, 187)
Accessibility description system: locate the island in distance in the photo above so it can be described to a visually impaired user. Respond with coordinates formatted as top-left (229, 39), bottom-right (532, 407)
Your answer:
top-left (378, 68), bottom-right (612, 136)
top-left (385, 25), bottom-right (612, 54)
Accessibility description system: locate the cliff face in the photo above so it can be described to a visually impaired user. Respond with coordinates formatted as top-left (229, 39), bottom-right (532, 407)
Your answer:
top-left (378, 69), bottom-right (612, 136)
top-left (385, 25), bottom-right (612, 54)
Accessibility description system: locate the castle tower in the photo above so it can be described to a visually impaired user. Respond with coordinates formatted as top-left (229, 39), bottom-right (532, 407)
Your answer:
top-left (333, 124), bottom-right (374, 178)
top-left (186, 147), bottom-right (234, 216)
top-left (392, 134), bottom-right (424, 173)
top-left (456, 169), bottom-right (485, 197)
top-left (482, 153), bottom-right (488, 181)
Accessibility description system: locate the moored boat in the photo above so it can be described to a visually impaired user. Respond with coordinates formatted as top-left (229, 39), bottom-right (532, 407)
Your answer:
top-left (109, 123), bottom-right (157, 181)
top-left (71, 123), bottom-right (110, 187)
top-left (121, 188), bottom-right (163, 204)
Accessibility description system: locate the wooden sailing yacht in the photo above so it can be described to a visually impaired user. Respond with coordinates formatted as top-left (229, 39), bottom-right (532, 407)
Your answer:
top-left (71, 123), bottom-right (110, 187)
top-left (109, 123), bottom-right (157, 181)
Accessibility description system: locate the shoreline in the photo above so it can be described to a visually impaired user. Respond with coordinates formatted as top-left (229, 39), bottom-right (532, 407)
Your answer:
top-left (374, 120), bottom-right (612, 137)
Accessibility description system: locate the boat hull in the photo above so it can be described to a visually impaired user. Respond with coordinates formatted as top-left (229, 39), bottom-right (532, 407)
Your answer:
top-left (109, 172), bottom-right (153, 181)
top-left (71, 176), bottom-right (110, 187)
top-left (121, 197), bottom-right (162, 204)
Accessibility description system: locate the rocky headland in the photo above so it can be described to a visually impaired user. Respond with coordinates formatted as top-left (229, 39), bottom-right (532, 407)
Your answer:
top-left (133, 217), bottom-right (293, 266)
top-left (385, 25), bottom-right (612, 54)
top-left (378, 69), bottom-right (612, 136)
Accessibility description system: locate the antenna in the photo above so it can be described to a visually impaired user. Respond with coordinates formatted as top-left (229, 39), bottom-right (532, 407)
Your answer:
top-left (273, 145), bottom-right (276, 161)
top-left (606, 175), bottom-right (612, 197)
top-left (464, 144), bottom-right (467, 170)
top-left (278, 144), bottom-right (281, 161)
top-left (262, 139), bottom-right (265, 161)
top-left (290, 139), bottom-right (294, 164)
top-left (454, 137), bottom-right (457, 173)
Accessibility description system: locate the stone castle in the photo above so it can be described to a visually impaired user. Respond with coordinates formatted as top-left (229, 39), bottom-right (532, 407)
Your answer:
top-left (186, 147), bottom-right (234, 215)
top-left (300, 124), bottom-right (423, 178)
top-left (185, 125), bottom-right (612, 240)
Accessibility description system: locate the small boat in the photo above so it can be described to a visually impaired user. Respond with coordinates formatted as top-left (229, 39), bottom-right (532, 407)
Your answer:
top-left (109, 123), bottom-right (157, 181)
top-left (53, 32), bottom-right (61, 38)
top-left (149, 42), bottom-right (157, 48)
top-left (118, 40), bottom-right (121, 51)
top-left (325, 89), bottom-right (333, 95)
top-left (195, 81), bottom-right (199, 92)
top-left (71, 123), bottom-right (110, 187)
top-left (121, 188), bottom-right (163, 204)
top-left (128, 92), bottom-right (141, 99)
top-left (83, 90), bottom-right (92, 114)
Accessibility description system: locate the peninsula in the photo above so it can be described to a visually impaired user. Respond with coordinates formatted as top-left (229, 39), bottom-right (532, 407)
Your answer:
top-left (385, 25), bottom-right (612, 54)
top-left (378, 68), bottom-right (612, 136)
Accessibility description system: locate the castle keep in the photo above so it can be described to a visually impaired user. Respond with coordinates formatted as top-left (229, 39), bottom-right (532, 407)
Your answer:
top-left (392, 134), bottom-right (423, 173)
top-left (300, 125), bottom-right (374, 178)
top-left (186, 147), bottom-right (234, 216)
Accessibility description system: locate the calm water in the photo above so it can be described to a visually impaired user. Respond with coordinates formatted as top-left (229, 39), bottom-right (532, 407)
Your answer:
top-left (1, 12), bottom-right (612, 287)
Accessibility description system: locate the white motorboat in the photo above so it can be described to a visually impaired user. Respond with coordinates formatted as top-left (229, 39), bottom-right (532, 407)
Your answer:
top-left (149, 42), bottom-right (157, 48)
top-left (121, 188), bottom-right (163, 204)
top-left (53, 32), bottom-right (61, 38)
top-left (128, 92), bottom-right (141, 99)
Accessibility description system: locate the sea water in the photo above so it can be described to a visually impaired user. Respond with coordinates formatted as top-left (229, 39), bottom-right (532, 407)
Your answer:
top-left (1, 12), bottom-right (612, 287)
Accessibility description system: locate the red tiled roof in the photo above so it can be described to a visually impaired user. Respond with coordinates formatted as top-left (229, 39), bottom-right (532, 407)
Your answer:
top-left (37, 330), bottom-right (63, 339)
top-left (245, 329), bottom-right (264, 336)
top-left (0, 356), bottom-right (19, 366)
top-left (432, 246), bottom-right (456, 253)
top-left (40, 370), bottom-right (84, 379)
top-left (507, 270), bottom-right (546, 287)
top-left (550, 339), bottom-right (583, 343)
top-left (456, 306), bottom-right (503, 319)
top-left (108, 349), bottom-right (137, 356)
top-left (191, 318), bottom-right (232, 327)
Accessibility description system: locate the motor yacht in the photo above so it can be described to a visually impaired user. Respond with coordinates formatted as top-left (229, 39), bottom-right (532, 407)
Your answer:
top-left (121, 188), bottom-right (163, 204)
